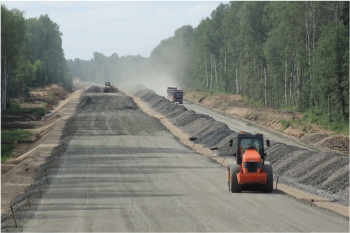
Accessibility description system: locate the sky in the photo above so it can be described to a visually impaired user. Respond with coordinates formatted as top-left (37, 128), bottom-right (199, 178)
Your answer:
top-left (3, 1), bottom-right (227, 61)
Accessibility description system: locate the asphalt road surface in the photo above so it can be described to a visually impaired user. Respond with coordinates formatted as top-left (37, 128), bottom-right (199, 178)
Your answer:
top-left (22, 92), bottom-right (348, 232)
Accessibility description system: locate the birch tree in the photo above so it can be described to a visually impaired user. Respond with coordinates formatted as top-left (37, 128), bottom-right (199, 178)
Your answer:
top-left (1, 5), bottom-right (26, 110)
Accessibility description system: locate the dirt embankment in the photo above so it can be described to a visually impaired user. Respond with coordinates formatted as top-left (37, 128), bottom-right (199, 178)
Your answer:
top-left (1, 83), bottom-right (90, 170)
top-left (184, 91), bottom-right (349, 155)
top-left (1, 84), bottom-right (71, 131)
top-left (1, 85), bottom-right (70, 170)
top-left (1, 82), bottom-right (88, 222)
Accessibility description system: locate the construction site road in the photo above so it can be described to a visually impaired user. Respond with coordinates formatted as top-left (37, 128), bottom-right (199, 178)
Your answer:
top-left (182, 100), bottom-right (318, 151)
top-left (21, 91), bottom-right (348, 232)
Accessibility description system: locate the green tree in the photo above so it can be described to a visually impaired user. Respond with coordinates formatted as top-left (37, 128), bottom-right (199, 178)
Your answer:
top-left (222, 1), bottom-right (244, 94)
top-left (11, 58), bottom-right (34, 98)
top-left (313, 23), bottom-right (349, 122)
top-left (26, 15), bottom-right (69, 88)
top-left (1, 4), bottom-right (26, 110)
top-left (190, 18), bottom-right (211, 90)
top-left (239, 1), bottom-right (269, 105)
top-left (33, 59), bottom-right (47, 87)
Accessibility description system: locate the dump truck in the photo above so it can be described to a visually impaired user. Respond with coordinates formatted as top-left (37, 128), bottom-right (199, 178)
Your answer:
top-left (171, 90), bottom-right (183, 104)
top-left (166, 87), bottom-right (183, 104)
top-left (226, 132), bottom-right (273, 193)
top-left (167, 87), bottom-right (177, 100)
top-left (102, 82), bottom-right (117, 92)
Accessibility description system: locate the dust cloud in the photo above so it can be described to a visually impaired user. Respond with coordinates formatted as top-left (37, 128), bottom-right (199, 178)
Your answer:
top-left (112, 70), bottom-right (183, 98)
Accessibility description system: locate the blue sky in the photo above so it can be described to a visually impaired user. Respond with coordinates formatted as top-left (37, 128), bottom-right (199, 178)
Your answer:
top-left (3, 1), bottom-right (227, 60)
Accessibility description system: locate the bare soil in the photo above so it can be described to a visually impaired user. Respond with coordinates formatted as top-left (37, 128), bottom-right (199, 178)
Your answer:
top-left (1, 82), bottom-right (90, 214)
top-left (1, 83), bottom-right (348, 230)
top-left (184, 91), bottom-right (349, 155)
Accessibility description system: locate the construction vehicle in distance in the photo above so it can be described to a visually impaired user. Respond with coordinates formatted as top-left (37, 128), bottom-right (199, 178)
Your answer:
top-left (171, 90), bottom-right (183, 104)
top-left (167, 87), bottom-right (177, 100)
top-left (102, 82), bottom-right (117, 93)
top-left (166, 87), bottom-right (183, 104)
top-left (226, 131), bottom-right (273, 193)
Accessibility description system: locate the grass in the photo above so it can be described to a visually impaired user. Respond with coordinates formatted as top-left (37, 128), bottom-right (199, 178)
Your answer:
top-left (278, 112), bottom-right (349, 134)
top-left (6, 102), bottom-right (46, 115)
top-left (280, 119), bottom-right (292, 130)
top-left (302, 110), bottom-right (349, 134)
top-left (323, 121), bottom-right (349, 134)
top-left (1, 129), bottom-right (32, 162)
top-left (1, 129), bottom-right (32, 141)
top-left (1, 145), bottom-right (16, 162)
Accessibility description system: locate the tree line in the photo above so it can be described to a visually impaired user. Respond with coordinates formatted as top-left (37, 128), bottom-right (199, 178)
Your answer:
top-left (1, 4), bottom-right (72, 111)
top-left (67, 52), bottom-right (150, 86)
top-left (69, 2), bottom-right (348, 127)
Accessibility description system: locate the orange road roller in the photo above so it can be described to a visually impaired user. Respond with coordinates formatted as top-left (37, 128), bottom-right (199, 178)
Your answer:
top-left (226, 131), bottom-right (273, 193)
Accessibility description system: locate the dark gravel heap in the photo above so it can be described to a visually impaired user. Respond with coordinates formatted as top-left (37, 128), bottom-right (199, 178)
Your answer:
top-left (84, 85), bottom-right (103, 93)
top-left (316, 135), bottom-right (349, 154)
top-left (126, 85), bottom-right (237, 150)
top-left (301, 133), bottom-right (349, 154)
top-left (124, 85), bottom-right (349, 206)
top-left (300, 133), bottom-right (329, 144)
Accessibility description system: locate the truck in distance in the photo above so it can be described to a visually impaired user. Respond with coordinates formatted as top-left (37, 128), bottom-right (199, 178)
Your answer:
top-left (167, 87), bottom-right (177, 100)
top-left (171, 90), bottom-right (183, 104)
top-left (166, 87), bottom-right (183, 104)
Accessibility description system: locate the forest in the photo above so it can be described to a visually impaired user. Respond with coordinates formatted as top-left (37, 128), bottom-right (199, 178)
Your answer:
top-left (2, 2), bottom-right (348, 130)
top-left (69, 1), bottom-right (349, 130)
top-left (1, 4), bottom-right (72, 111)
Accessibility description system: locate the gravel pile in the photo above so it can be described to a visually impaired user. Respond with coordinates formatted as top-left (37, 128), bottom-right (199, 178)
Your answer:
top-left (84, 85), bottom-right (102, 93)
top-left (128, 86), bottom-right (236, 150)
top-left (300, 133), bottom-right (349, 154)
top-left (300, 133), bottom-right (329, 144)
top-left (316, 135), bottom-right (349, 154)
top-left (124, 85), bottom-right (349, 206)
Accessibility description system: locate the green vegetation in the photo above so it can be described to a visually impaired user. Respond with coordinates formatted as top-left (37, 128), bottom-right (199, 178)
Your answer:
top-left (1, 129), bottom-right (32, 141)
top-left (302, 111), bottom-right (349, 134)
top-left (1, 129), bottom-right (32, 162)
top-left (1, 4), bottom-right (72, 111)
top-left (280, 119), bottom-right (292, 130)
top-left (279, 112), bottom-right (349, 134)
top-left (1, 145), bottom-right (15, 162)
top-left (6, 102), bottom-right (46, 115)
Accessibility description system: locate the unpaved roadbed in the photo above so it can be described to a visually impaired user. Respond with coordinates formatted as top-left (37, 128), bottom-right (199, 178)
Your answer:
top-left (123, 84), bottom-right (349, 215)
top-left (1, 85), bottom-right (348, 232)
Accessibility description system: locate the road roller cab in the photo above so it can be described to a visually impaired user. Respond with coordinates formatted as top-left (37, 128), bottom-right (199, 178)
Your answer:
top-left (227, 131), bottom-right (273, 193)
